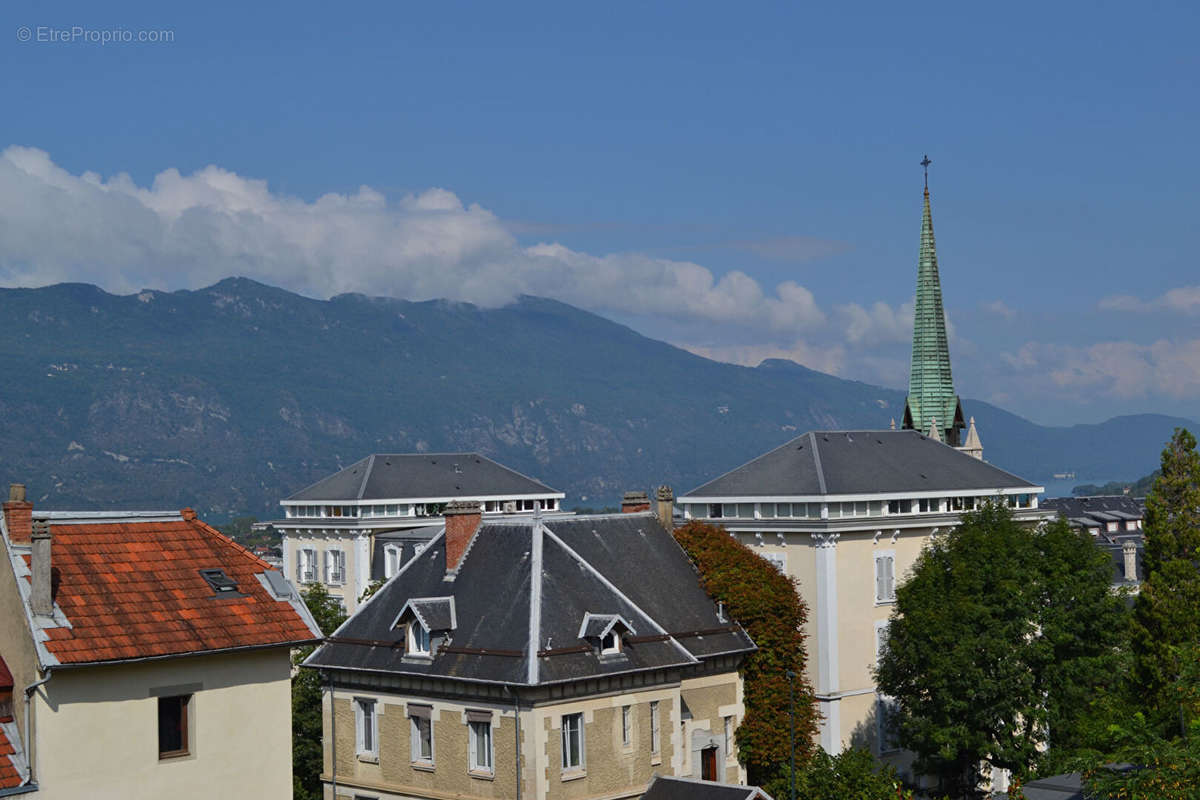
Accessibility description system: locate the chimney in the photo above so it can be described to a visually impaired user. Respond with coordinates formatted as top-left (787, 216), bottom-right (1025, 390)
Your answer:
top-left (31, 519), bottom-right (53, 616)
top-left (444, 501), bottom-right (482, 573)
top-left (3, 483), bottom-right (33, 544)
top-left (621, 491), bottom-right (650, 514)
top-left (1122, 540), bottom-right (1138, 583)
top-left (655, 485), bottom-right (675, 529)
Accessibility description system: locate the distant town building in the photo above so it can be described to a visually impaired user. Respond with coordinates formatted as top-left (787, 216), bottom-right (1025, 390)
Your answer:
top-left (0, 484), bottom-right (320, 799)
top-left (1041, 495), bottom-right (1145, 590)
top-left (304, 504), bottom-right (755, 799)
top-left (263, 453), bottom-right (567, 613)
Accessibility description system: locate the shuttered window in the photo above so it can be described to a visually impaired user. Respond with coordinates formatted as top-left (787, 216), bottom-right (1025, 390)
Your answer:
top-left (874, 552), bottom-right (895, 603)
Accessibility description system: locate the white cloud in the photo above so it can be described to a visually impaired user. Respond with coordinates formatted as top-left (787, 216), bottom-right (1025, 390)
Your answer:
top-left (982, 299), bottom-right (1017, 319)
top-left (1001, 339), bottom-right (1200, 400)
top-left (836, 301), bottom-right (913, 346)
top-left (0, 146), bottom-right (829, 334)
top-left (1099, 286), bottom-right (1200, 315)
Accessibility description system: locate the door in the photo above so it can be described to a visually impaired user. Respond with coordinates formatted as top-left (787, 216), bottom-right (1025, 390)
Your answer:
top-left (701, 746), bottom-right (718, 781)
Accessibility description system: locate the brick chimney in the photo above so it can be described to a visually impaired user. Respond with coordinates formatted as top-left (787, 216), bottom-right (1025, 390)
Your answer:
top-left (31, 519), bottom-right (53, 616)
top-left (621, 491), bottom-right (650, 514)
top-left (444, 501), bottom-right (482, 573)
top-left (655, 485), bottom-right (675, 529)
top-left (3, 483), bottom-right (32, 543)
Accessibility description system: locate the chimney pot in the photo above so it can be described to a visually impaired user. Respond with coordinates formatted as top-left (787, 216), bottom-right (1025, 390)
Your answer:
top-left (444, 500), bottom-right (482, 573)
top-left (621, 491), bottom-right (650, 514)
top-left (3, 484), bottom-right (33, 544)
top-left (180, 507), bottom-right (197, 521)
top-left (31, 519), bottom-right (53, 616)
top-left (655, 485), bottom-right (675, 529)
top-left (1122, 540), bottom-right (1138, 583)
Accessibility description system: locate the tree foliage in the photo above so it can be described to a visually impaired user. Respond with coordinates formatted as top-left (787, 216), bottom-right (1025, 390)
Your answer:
top-left (293, 583), bottom-right (346, 800)
top-left (765, 747), bottom-right (924, 800)
top-left (673, 520), bottom-right (820, 785)
top-left (875, 503), bottom-right (1126, 798)
top-left (1130, 427), bottom-right (1200, 728)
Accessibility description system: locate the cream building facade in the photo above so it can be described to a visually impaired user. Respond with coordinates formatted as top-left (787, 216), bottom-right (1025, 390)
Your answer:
top-left (678, 430), bottom-right (1053, 765)
top-left (0, 485), bottom-right (321, 799)
top-left (305, 505), bottom-right (755, 799)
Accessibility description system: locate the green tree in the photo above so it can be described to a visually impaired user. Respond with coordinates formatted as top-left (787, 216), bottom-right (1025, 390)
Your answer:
top-left (293, 583), bottom-right (346, 800)
top-left (1131, 427), bottom-right (1200, 730)
top-left (673, 520), bottom-right (820, 786)
top-left (876, 503), bottom-right (1125, 798)
top-left (765, 747), bottom-right (920, 800)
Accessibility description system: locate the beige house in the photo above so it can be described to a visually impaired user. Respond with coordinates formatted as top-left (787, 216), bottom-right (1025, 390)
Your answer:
top-left (0, 485), bottom-right (322, 799)
top-left (304, 504), bottom-right (755, 799)
top-left (264, 452), bottom-right (568, 614)
top-left (678, 430), bottom-right (1053, 767)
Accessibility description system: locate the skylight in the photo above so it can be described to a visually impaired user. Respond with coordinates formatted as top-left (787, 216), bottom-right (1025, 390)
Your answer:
top-left (199, 568), bottom-right (239, 594)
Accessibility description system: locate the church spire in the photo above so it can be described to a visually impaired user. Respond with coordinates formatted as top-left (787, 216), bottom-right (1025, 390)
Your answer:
top-left (902, 156), bottom-right (965, 446)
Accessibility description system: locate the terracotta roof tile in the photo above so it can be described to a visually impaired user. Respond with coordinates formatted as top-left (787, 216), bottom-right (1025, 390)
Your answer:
top-left (0, 725), bottom-right (20, 789)
top-left (25, 515), bottom-right (319, 665)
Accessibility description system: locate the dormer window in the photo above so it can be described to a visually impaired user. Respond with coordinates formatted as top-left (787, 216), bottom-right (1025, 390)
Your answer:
top-left (579, 613), bottom-right (636, 657)
top-left (199, 568), bottom-right (239, 594)
top-left (391, 596), bottom-right (457, 660)
top-left (408, 621), bottom-right (432, 656)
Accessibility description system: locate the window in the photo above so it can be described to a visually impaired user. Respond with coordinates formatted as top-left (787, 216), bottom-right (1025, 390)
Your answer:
top-left (158, 694), bottom-right (190, 759)
top-left (384, 545), bottom-right (401, 579)
top-left (600, 630), bottom-right (621, 655)
top-left (759, 503), bottom-right (776, 518)
top-left (875, 620), bottom-right (890, 667)
top-left (408, 621), bottom-right (432, 656)
top-left (918, 497), bottom-right (933, 513)
top-left (722, 503), bottom-right (738, 518)
top-left (708, 503), bottom-right (723, 518)
top-left (298, 548), bottom-right (317, 583)
top-left (199, 568), bottom-right (238, 594)
top-left (409, 705), bottom-right (434, 765)
top-left (561, 712), bottom-right (584, 771)
top-left (877, 697), bottom-right (900, 753)
top-left (468, 716), bottom-right (493, 774)
top-left (649, 701), bottom-right (661, 755)
top-left (326, 549), bottom-right (346, 585)
top-left (621, 705), bottom-right (632, 746)
top-left (723, 715), bottom-right (733, 760)
top-left (875, 552), bottom-right (896, 604)
top-left (887, 499), bottom-right (913, 515)
top-left (1107, 521), bottom-right (1119, 532)
top-left (356, 698), bottom-right (377, 758)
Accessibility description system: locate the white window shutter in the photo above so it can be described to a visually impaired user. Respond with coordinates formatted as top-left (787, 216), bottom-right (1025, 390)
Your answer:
top-left (323, 550), bottom-right (330, 583)
top-left (885, 556), bottom-right (895, 600)
top-left (875, 556), bottom-right (885, 602)
top-left (295, 549), bottom-right (303, 582)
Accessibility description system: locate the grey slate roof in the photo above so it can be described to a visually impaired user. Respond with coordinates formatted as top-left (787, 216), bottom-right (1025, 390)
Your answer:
top-left (684, 430), bottom-right (1038, 498)
top-left (370, 525), bottom-right (441, 581)
top-left (1016, 771), bottom-right (1083, 800)
top-left (1041, 495), bottom-right (1145, 528)
top-left (398, 597), bottom-right (456, 632)
top-left (642, 775), bottom-right (772, 800)
top-left (305, 513), bottom-right (755, 686)
top-left (286, 453), bottom-right (560, 502)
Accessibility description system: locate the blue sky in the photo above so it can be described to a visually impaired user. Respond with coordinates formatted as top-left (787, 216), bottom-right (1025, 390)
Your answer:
top-left (2, 1), bottom-right (1198, 424)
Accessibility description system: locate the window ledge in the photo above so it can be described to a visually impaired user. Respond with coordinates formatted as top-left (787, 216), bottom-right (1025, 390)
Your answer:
top-left (357, 753), bottom-right (379, 764)
top-left (468, 769), bottom-right (495, 781)
top-left (401, 654), bottom-right (434, 664)
top-left (874, 599), bottom-right (896, 607)
top-left (158, 750), bottom-right (190, 761)
top-left (650, 756), bottom-right (662, 766)
top-left (561, 768), bottom-right (587, 782)
top-left (411, 760), bottom-right (435, 772)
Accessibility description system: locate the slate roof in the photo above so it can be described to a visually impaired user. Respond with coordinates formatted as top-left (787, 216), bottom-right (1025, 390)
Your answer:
top-left (286, 453), bottom-right (561, 502)
top-left (306, 513), bottom-right (755, 686)
top-left (370, 526), bottom-right (440, 581)
top-left (1041, 496), bottom-right (1145, 530)
top-left (684, 430), bottom-right (1038, 498)
top-left (6, 511), bottom-right (322, 667)
top-left (1017, 771), bottom-right (1084, 800)
top-left (642, 775), bottom-right (772, 800)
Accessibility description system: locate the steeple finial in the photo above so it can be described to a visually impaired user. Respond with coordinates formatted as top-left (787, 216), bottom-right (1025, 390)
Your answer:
top-left (921, 154), bottom-right (931, 191)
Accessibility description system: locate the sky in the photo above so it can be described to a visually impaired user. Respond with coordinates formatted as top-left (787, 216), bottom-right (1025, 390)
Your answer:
top-left (1, 1), bottom-right (1197, 426)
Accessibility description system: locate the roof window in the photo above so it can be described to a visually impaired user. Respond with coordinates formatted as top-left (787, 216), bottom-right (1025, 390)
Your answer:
top-left (199, 568), bottom-right (239, 594)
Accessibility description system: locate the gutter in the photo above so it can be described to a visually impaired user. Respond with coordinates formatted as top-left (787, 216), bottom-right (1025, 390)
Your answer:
top-left (23, 670), bottom-right (52, 786)
top-left (0, 785), bottom-right (39, 797)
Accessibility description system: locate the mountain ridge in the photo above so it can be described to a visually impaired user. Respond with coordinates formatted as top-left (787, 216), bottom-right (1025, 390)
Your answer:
top-left (0, 277), bottom-right (1190, 518)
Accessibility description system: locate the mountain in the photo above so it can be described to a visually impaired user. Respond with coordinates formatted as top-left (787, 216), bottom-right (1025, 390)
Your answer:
top-left (0, 278), bottom-right (1191, 519)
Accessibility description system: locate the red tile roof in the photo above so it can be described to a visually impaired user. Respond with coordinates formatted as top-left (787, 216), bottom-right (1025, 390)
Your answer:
top-left (0, 724), bottom-right (20, 790)
top-left (21, 511), bottom-right (319, 665)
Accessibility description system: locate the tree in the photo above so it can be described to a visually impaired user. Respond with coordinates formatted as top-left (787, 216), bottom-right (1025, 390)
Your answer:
top-left (875, 503), bottom-right (1125, 798)
top-left (673, 520), bottom-right (820, 786)
top-left (765, 747), bottom-right (921, 800)
top-left (292, 583), bottom-right (346, 800)
top-left (1130, 427), bottom-right (1200, 730)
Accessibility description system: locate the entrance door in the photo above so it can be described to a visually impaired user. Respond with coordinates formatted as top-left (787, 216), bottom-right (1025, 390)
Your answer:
top-left (701, 746), bottom-right (718, 781)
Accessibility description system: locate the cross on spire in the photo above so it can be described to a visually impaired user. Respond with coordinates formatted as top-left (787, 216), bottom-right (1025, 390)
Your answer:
top-left (921, 154), bottom-right (932, 190)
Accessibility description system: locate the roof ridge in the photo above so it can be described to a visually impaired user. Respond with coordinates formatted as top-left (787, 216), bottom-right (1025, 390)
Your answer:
top-left (357, 454), bottom-right (376, 500)
top-left (285, 454), bottom-right (373, 501)
top-left (809, 432), bottom-right (827, 494)
top-left (525, 520), bottom-right (543, 684)
top-left (540, 524), bottom-right (698, 665)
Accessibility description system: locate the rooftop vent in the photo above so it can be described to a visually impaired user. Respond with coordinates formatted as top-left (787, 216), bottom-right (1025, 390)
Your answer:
top-left (199, 568), bottom-right (239, 594)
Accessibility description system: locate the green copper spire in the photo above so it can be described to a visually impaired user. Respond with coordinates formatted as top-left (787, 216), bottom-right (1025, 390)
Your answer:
top-left (902, 159), bottom-right (965, 445)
